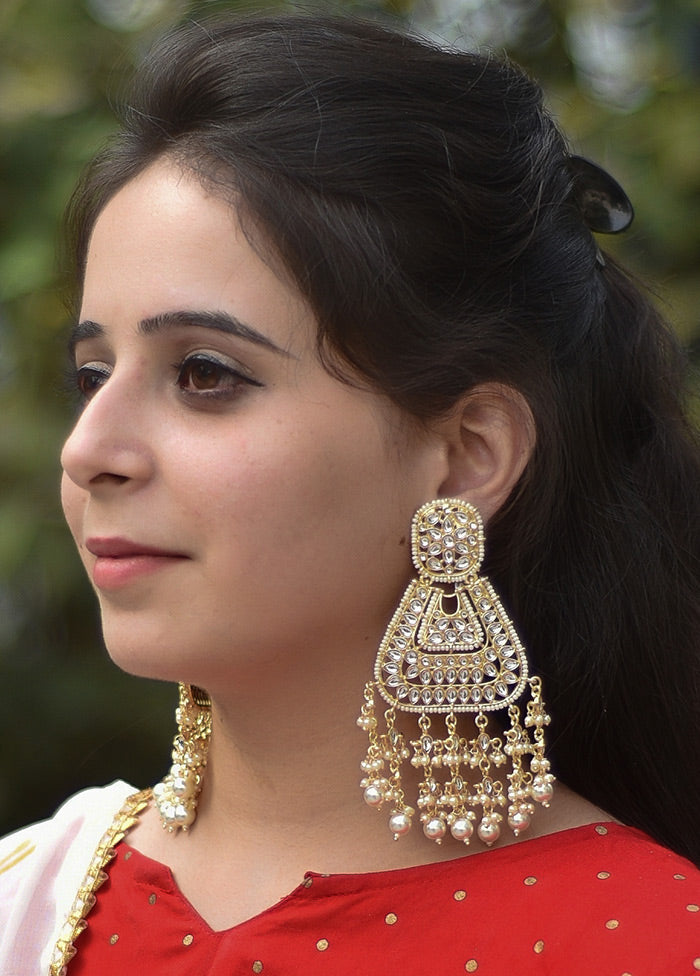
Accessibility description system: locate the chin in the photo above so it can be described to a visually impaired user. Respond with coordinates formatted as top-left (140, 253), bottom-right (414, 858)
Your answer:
top-left (100, 619), bottom-right (190, 683)
top-left (104, 647), bottom-right (182, 684)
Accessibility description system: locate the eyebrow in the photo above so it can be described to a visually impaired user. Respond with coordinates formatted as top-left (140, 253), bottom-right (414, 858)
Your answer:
top-left (68, 310), bottom-right (292, 358)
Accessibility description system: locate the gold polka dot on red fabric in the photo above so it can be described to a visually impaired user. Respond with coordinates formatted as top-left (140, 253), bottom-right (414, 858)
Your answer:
top-left (453, 889), bottom-right (467, 901)
top-left (148, 893), bottom-right (157, 905)
top-left (597, 871), bottom-right (610, 880)
top-left (524, 876), bottom-right (537, 886)
top-left (533, 940), bottom-right (545, 954)
top-left (605, 919), bottom-right (619, 930)
top-left (385, 912), bottom-right (398, 925)
top-left (252, 962), bottom-right (263, 973)
top-left (183, 934), bottom-right (194, 946)
top-left (674, 873), bottom-right (687, 881)
top-left (302, 877), bottom-right (313, 888)
top-left (595, 825), bottom-right (608, 836)
top-left (316, 939), bottom-right (329, 951)
top-left (692, 958), bottom-right (700, 970)
top-left (109, 934), bottom-right (119, 945)
top-left (686, 904), bottom-right (700, 913)
top-left (465, 961), bottom-right (478, 972)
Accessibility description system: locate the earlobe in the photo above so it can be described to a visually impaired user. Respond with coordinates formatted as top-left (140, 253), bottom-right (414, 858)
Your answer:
top-left (436, 383), bottom-right (535, 520)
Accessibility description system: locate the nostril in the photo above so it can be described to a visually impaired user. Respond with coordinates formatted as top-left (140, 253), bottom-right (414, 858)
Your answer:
top-left (89, 472), bottom-right (130, 486)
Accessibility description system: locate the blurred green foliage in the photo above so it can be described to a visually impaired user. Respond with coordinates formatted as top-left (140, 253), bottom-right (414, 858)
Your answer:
top-left (1, 0), bottom-right (699, 835)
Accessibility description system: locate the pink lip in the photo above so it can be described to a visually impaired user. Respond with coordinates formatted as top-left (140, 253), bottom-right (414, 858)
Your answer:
top-left (85, 537), bottom-right (189, 589)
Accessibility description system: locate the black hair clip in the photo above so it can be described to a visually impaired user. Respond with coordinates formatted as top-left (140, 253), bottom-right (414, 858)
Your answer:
top-left (566, 155), bottom-right (634, 266)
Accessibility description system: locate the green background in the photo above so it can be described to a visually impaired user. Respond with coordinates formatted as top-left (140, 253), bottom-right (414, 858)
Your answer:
top-left (1, 0), bottom-right (699, 835)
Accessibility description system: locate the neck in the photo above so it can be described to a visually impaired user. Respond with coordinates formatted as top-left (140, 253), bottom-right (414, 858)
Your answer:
top-left (201, 671), bottom-right (372, 843)
top-left (168, 635), bottom-right (495, 872)
top-left (129, 641), bottom-right (610, 931)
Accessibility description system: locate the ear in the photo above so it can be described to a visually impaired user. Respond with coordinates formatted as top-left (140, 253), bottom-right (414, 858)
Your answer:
top-left (433, 383), bottom-right (535, 522)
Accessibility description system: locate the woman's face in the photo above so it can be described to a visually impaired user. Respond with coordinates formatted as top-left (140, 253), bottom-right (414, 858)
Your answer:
top-left (60, 159), bottom-right (446, 690)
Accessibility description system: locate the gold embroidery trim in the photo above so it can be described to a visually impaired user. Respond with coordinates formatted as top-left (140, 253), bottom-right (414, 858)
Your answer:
top-left (49, 789), bottom-right (151, 976)
top-left (0, 840), bottom-right (36, 875)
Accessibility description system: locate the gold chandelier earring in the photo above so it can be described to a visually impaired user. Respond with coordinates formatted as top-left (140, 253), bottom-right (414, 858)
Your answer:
top-left (357, 498), bottom-right (554, 846)
top-left (154, 682), bottom-right (212, 832)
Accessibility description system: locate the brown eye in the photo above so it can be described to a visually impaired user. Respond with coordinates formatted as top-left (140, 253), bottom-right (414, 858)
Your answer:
top-left (76, 365), bottom-right (110, 400)
top-left (176, 354), bottom-right (261, 399)
top-left (178, 357), bottom-right (226, 391)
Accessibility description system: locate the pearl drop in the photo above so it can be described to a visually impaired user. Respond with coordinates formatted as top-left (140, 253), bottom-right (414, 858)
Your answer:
top-left (477, 819), bottom-right (501, 845)
top-left (388, 812), bottom-right (412, 838)
top-left (172, 776), bottom-right (189, 797)
top-left (363, 785), bottom-right (383, 807)
top-left (532, 778), bottom-right (554, 805)
top-left (508, 811), bottom-right (531, 834)
top-left (450, 817), bottom-right (474, 842)
top-left (174, 804), bottom-right (195, 827)
top-left (423, 817), bottom-right (447, 842)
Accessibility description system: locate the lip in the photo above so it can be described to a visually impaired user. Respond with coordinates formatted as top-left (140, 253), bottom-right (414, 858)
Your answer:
top-left (85, 537), bottom-right (189, 589)
top-left (86, 537), bottom-right (186, 558)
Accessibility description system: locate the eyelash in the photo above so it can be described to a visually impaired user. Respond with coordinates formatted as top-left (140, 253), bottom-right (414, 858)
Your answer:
top-left (70, 353), bottom-right (262, 405)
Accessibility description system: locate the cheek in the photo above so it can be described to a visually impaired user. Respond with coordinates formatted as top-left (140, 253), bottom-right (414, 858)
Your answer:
top-left (184, 425), bottom-right (364, 582)
top-left (194, 418), bottom-right (320, 500)
top-left (213, 422), bottom-right (402, 568)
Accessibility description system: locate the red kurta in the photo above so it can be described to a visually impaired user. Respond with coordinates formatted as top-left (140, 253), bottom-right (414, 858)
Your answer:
top-left (69, 822), bottom-right (700, 975)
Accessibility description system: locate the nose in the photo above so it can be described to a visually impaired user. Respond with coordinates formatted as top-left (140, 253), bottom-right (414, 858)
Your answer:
top-left (60, 372), bottom-right (155, 492)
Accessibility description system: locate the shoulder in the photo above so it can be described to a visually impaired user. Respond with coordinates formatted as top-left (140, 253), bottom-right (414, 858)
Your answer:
top-left (551, 820), bottom-right (700, 892)
top-left (517, 824), bottom-right (700, 973)
top-left (370, 823), bottom-right (700, 975)
top-left (483, 821), bottom-right (700, 923)
top-left (515, 823), bottom-right (700, 972)
top-left (0, 781), bottom-right (138, 976)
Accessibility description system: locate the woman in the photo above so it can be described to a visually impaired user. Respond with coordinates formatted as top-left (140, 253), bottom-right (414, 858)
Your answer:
top-left (1, 13), bottom-right (699, 975)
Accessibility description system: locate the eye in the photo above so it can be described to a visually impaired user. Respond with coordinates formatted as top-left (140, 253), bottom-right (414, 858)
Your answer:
top-left (176, 353), bottom-right (261, 398)
top-left (74, 362), bottom-right (112, 401)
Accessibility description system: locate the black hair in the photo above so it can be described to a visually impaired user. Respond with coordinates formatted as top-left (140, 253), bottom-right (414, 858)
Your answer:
top-left (65, 13), bottom-right (700, 865)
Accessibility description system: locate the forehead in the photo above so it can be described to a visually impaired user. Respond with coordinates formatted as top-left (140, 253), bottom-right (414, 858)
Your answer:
top-left (81, 158), bottom-right (313, 356)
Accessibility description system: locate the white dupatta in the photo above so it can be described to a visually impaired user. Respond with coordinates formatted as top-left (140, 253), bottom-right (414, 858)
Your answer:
top-left (0, 781), bottom-right (136, 976)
